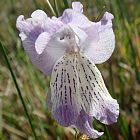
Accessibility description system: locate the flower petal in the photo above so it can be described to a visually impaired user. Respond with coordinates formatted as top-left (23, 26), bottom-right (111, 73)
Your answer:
top-left (43, 18), bottom-right (64, 35)
top-left (16, 12), bottom-right (65, 75)
top-left (75, 109), bottom-right (104, 139)
top-left (69, 24), bottom-right (88, 46)
top-left (31, 10), bottom-right (48, 20)
top-left (50, 54), bottom-right (82, 126)
top-left (81, 12), bottom-right (115, 64)
top-left (35, 32), bottom-right (50, 54)
top-left (77, 53), bottom-right (119, 124)
top-left (60, 9), bottom-right (92, 28)
top-left (16, 15), bottom-right (33, 40)
top-left (72, 2), bottom-right (83, 13)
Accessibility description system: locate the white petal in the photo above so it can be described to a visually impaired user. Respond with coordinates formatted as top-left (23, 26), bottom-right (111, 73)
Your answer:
top-left (60, 9), bottom-right (92, 28)
top-left (35, 32), bottom-right (50, 54)
top-left (50, 54), bottom-right (82, 126)
top-left (81, 12), bottom-right (115, 64)
top-left (77, 53), bottom-right (119, 124)
top-left (72, 2), bottom-right (83, 13)
top-left (75, 109), bottom-right (104, 139)
top-left (31, 10), bottom-right (48, 20)
top-left (69, 24), bottom-right (87, 46)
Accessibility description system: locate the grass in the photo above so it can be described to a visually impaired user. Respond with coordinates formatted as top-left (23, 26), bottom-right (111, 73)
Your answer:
top-left (0, 0), bottom-right (140, 140)
top-left (0, 42), bottom-right (38, 140)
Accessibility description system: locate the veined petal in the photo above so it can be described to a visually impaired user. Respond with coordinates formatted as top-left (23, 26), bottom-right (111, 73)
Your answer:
top-left (35, 32), bottom-right (50, 54)
top-left (75, 109), bottom-right (104, 139)
top-left (16, 14), bottom-right (46, 73)
top-left (31, 10), bottom-right (48, 20)
top-left (60, 9), bottom-right (92, 28)
top-left (69, 24), bottom-right (88, 46)
top-left (16, 15), bottom-right (34, 40)
top-left (81, 12), bottom-right (115, 64)
top-left (77, 53), bottom-right (119, 124)
top-left (72, 2), bottom-right (83, 13)
top-left (43, 18), bottom-right (64, 35)
top-left (16, 11), bottom-right (64, 75)
top-left (50, 54), bottom-right (82, 126)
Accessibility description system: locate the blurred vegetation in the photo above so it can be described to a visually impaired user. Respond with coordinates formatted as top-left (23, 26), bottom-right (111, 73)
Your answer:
top-left (0, 0), bottom-right (140, 140)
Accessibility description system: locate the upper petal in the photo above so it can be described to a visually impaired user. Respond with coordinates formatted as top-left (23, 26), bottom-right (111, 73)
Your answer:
top-left (16, 15), bottom-right (33, 40)
top-left (60, 9), bottom-right (92, 28)
top-left (35, 32), bottom-right (50, 54)
top-left (81, 12), bottom-right (115, 64)
top-left (69, 24), bottom-right (88, 46)
top-left (16, 11), bottom-right (65, 75)
top-left (72, 2), bottom-right (83, 13)
top-left (31, 9), bottom-right (48, 20)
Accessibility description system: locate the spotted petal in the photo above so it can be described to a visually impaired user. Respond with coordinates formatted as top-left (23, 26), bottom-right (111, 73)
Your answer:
top-left (50, 52), bottom-right (119, 126)
top-left (50, 54), bottom-right (82, 126)
top-left (77, 53), bottom-right (119, 124)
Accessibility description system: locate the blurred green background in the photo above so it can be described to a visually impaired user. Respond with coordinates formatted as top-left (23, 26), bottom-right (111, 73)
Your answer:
top-left (0, 0), bottom-right (140, 140)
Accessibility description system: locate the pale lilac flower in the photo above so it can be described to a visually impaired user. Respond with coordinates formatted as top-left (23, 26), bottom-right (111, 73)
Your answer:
top-left (16, 2), bottom-right (119, 139)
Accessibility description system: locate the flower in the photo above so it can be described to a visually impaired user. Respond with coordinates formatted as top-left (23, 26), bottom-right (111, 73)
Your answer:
top-left (16, 2), bottom-right (119, 139)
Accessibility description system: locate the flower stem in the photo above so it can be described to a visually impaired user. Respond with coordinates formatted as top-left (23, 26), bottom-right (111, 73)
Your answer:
top-left (0, 42), bottom-right (38, 140)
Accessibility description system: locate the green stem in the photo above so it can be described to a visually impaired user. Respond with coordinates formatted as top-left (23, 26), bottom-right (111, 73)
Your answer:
top-left (0, 42), bottom-right (38, 140)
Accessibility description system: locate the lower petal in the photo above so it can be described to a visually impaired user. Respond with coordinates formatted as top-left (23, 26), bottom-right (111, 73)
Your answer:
top-left (77, 53), bottom-right (119, 125)
top-left (75, 109), bottom-right (104, 139)
top-left (53, 105), bottom-right (78, 126)
top-left (94, 97), bottom-right (119, 125)
top-left (50, 54), bottom-right (83, 126)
